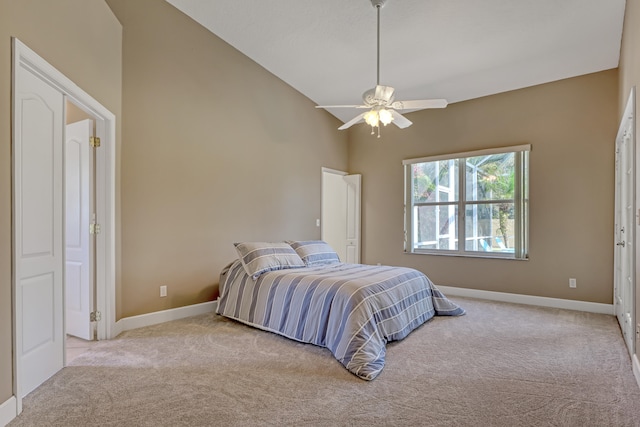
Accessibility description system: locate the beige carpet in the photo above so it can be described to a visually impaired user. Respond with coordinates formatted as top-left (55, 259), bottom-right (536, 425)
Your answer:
top-left (9, 297), bottom-right (640, 426)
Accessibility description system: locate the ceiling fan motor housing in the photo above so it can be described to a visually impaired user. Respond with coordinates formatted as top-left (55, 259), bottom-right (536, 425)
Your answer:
top-left (362, 85), bottom-right (395, 106)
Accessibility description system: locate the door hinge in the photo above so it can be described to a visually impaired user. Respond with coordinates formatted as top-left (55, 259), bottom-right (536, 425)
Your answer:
top-left (90, 311), bottom-right (102, 322)
top-left (90, 136), bottom-right (101, 148)
top-left (90, 223), bottom-right (101, 235)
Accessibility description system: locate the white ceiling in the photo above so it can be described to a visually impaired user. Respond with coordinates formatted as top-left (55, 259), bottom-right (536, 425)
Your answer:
top-left (166, 0), bottom-right (626, 124)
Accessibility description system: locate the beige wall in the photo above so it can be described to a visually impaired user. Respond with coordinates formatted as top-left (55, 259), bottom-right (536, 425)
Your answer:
top-left (349, 70), bottom-right (618, 305)
top-left (619, 0), bottom-right (640, 361)
top-left (0, 0), bottom-right (122, 406)
top-left (105, 0), bottom-right (347, 318)
top-left (66, 101), bottom-right (93, 124)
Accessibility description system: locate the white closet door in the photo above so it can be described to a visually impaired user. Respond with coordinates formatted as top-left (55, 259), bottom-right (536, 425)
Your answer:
top-left (614, 88), bottom-right (636, 357)
top-left (14, 67), bottom-right (65, 397)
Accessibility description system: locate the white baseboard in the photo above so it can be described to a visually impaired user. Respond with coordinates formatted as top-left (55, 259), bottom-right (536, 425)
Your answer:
top-left (633, 354), bottom-right (640, 391)
top-left (114, 300), bottom-right (218, 337)
top-left (438, 285), bottom-right (614, 315)
top-left (0, 396), bottom-right (17, 427)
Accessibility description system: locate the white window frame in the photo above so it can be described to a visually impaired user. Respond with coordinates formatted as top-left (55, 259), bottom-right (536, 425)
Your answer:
top-left (403, 144), bottom-right (530, 259)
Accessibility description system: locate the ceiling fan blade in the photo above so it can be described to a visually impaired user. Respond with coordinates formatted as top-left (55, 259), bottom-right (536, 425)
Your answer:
top-left (338, 112), bottom-right (367, 130)
top-left (391, 99), bottom-right (448, 110)
top-left (316, 104), bottom-right (368, 109)
top-left (390, 110), bottom-right (413, 129)
top-left (374, 85), bottom-right (395, 103)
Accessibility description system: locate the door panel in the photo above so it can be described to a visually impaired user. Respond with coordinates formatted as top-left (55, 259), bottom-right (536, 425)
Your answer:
top-left (65, 119), bottom-right (94, 340)
top-left (14, 67), bottom-right (64, 397)
top-left (20, 97), bottom-right (56, 255)
top-left (21, 274), bottom-right (55, 352)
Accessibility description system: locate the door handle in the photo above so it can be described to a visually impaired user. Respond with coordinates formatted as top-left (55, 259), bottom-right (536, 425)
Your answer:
top-left (617, 241), bottom-right (626, 247)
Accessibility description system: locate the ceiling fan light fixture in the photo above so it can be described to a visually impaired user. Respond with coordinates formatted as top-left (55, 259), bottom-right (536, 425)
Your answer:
top-left (364, 109), bottom-right (379, 127)
top-left (363, 108), bottom-right (394, 128)
top-left (378, 108), bottom-right (393, 126)
top-left (364, 107), bottom-right (394, 137)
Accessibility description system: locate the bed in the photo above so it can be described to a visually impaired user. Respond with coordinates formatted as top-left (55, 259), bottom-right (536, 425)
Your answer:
top-left (216, 241), bottom-right (465, 380)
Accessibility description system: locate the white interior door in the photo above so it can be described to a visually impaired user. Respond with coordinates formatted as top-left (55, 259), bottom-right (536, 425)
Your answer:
top-left (321, 169), bottom-right (361, 263)
top-left (14, 65), bottom-right (65, 397)
top-left (65, 119), bottom-right (94, 341)
top-left (614, 89), bottom-right (636, 356)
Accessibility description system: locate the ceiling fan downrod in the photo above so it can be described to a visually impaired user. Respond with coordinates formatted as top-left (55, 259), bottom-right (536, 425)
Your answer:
top-left (371, 0), bottom-right (386, 86)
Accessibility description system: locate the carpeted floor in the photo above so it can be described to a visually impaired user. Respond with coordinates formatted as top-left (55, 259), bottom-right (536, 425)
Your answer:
top-left (9, 297), bottom-right (640, 426)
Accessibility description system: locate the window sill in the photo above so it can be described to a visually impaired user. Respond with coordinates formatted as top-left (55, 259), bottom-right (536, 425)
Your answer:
top-left (404, 251), bottom-right (528, 261)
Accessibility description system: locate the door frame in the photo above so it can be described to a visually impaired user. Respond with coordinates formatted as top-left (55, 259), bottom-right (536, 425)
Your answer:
top-left (12, 38), bottom-right (116, 410)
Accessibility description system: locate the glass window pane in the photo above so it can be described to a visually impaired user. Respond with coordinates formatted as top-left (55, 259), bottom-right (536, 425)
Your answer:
top-left (464, 203), bottom-right (515, 253)
top-left (413, 159), bottom-right (459, 203)
top-left (413, 205), bottom-right (458, 250)
top-left (466, 153), bottom-right (515, 201)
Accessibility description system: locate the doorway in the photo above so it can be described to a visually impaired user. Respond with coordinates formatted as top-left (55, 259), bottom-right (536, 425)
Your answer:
top-left (321, 168), bottom-right (361, 264)
top-left (12, 38), bottom-right (117, 411)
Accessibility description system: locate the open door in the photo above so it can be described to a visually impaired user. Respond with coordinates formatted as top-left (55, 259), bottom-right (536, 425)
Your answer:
top-left (321, 168), bottom-right (361, 263)
top-left (65, 119), bottom-right (94, 341)
top-left (13, 57), bottom-right (65, 398)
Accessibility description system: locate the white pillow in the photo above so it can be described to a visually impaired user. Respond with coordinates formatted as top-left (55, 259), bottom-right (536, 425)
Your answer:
top-left (234, 242), bottom-right (305, 279)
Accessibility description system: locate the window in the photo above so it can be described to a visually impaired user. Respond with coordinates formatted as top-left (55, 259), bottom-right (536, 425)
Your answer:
top-left (404, 145), bottom-right (529, 259)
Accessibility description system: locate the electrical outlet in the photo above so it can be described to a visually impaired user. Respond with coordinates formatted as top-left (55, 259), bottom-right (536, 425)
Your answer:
top-left (160, 285), bottom-right (167, 297)
top-left (316, 219), bottom-right (320, 227)
top-left (569, 278), bottom-right (577, 288)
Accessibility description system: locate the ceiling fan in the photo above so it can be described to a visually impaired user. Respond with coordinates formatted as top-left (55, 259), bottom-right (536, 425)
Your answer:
top-left (316, 0), bottom-right (447, 137)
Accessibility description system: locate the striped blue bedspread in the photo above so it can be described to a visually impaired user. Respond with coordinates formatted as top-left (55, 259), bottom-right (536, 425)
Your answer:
top-left (216, 261), bottom-right (465, 380)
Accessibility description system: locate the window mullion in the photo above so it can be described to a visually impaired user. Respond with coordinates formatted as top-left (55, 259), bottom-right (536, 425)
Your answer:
top-left (459, 157), bottom-right (466, 254)
top-left (513, 152), bottom-right (521, 258)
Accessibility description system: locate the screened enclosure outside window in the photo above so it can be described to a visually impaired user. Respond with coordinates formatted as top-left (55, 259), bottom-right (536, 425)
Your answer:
top-left (403, 145), bottom-right (530, 259)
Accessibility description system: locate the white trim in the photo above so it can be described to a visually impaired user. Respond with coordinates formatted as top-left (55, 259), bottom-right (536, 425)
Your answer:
top-left (438, 285), bottom-right (614, 315)
top-left (633, 354), bottom-right (640, 391)
top-left (402, 143), bottom-right (531, 165)
top-left (0, 396), bottom-right (17, 427)
top-left (321, 167), bottom-right (347, 176)
top-left (114, 301), bottom-right (218, 336)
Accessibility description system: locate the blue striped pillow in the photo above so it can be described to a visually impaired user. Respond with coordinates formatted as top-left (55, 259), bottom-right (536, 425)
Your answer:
top-left (287, 240), bottom-right (341, 266)
top-left (234, 242), bottom-right (305, 279)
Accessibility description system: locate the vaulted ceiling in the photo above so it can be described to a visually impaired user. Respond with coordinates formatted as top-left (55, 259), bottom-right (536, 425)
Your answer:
top-left (166, 0), bottom-right (626, 124)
